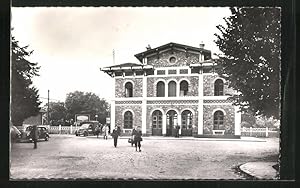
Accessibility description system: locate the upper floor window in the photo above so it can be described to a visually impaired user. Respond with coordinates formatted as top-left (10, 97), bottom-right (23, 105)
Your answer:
top-left (125, 82), bottom-right (133, 97)
top-left (180, 80), bottom-right (189, 96)
top-left (213, 110), bottom-right (224, 130)
top-left (156, 81), bottom-right (165, 97)
top-left (124, 111), bottom-right (133, 129)
top-left (214, 79), bottom-right (224, 96)
top-left (168, 81), bottom-right (176, 97)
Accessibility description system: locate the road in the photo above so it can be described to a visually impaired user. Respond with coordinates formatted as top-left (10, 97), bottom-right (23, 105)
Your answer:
top-left (10, 135), bottom-right (279, 180)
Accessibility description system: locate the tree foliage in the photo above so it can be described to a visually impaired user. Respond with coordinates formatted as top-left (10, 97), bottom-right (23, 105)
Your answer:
top-left (214, 7), bottom-right (280, 119)
top-left (47, 102), bottom-right (67, 126)
top-left (65, 91), bottom-right (109, 124)
top-left (11, 36), bottom-right (41, 126)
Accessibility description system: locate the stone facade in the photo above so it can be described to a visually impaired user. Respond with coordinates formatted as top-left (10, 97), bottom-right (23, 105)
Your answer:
top-left (147, 49), bottom-right (199, 68)
top-left (115, 105), bottom-right (142, 130)
top-left (203, 74), bottom-right (235, 96)
top-left (203, 105), bottom-right (235, 135)
top-left (115, 78), bottom-right (143, 98)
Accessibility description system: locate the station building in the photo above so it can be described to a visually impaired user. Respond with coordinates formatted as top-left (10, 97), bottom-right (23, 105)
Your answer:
top-left (101, 42), bottom-right (241, 137)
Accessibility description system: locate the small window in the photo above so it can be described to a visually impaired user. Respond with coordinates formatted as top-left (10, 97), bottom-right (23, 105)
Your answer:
top-left (125, 72), bottom-right (133, 76)
top-left (125, 82), bottom-right (133, 97)
top-left (115, 72), bottom-right (123, 77)
top-left (135, 71), bottom-right (144, 76)
top-left (168, 69), bottom-right (177, 75)
top-left (214, 79), bottom-right (224, 96)
top-left (179, 69), bottom-right (188, 74)
top-left (157, 70), bottom-right (165, 75)
top-left (169, 57), bottom-right (176, 64)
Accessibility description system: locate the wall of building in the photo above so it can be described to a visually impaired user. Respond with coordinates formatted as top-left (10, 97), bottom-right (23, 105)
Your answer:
top-left (115, 78), bottom-right (143, 98)
top-left (115, 105), bottom-right (142, 130)
top-left (203, 104), bottom-right (235, 135)
top-left (146, 76), bottom-right (199, 97)
top-left (147, 49), bottom-right (199, 68)
top-left (146, 104), bottom-right (199, 135)
top-left (203, 74), bottom-right (235, 96)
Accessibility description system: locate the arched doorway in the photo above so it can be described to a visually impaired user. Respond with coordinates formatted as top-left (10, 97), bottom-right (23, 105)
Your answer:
top-left (152, 110), bottom-right (163, 136)
top-left (181, 110), bottom-right (193, 136)
top-left (166, 110), bottom-right (177, 136)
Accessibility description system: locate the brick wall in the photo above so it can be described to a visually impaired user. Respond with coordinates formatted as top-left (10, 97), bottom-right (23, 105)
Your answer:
top-left (203, 104), bottom-right (235, 135)
top-left (203, 74), bottom-right (235, 96)
top-left (147, 49), bottom-right (199, 68)
top-left (115, 78), bottom-right (143, 98)
top-left (147, 76), bottom-right (199, 97)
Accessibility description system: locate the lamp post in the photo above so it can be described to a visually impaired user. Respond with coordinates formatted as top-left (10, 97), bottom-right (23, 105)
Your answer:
top-left (95, 115), bottom-right (98, 122)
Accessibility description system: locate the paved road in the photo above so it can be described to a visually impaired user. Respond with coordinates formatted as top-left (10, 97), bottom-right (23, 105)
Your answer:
top-left (10, 135), bottom-right (279, 180)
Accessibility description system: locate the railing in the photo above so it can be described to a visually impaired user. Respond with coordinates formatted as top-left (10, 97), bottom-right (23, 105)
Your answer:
top-left (48, 125), bottom-right (77, 134)
top-left (241, 127), bottom-right (279, 137)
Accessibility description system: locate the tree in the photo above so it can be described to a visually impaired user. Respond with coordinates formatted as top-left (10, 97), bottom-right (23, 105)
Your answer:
top-left (65, 91), bottom-right (109, 124)
top-left (46, 102), bottom-right (67, 126)
top-left (214, 7), bottom-right (280, 119)
top-left (11, 36), bottom-right (41, 126)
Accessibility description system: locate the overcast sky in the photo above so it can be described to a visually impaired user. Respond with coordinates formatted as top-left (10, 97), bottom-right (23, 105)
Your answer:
top-left (11, 7), bottom-right (231, 105)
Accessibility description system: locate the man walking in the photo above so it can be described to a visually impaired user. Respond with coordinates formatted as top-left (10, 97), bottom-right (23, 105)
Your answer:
top-left (111, 127), bottom-right (119, 147)
top-left (31, 125), bottom-right (38, 149)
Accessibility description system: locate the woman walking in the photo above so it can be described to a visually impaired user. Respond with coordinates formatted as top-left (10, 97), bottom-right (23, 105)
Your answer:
top-left (111, 127), bottom-right (119, 147)
top-left (134, 130), bottom-right (143, 152)
top-left (102, 124), bottom-right (109, 140)
top-left (131, 127), bottom-right (137, 147)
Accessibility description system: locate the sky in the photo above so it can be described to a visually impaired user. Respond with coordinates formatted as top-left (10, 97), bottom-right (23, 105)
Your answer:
top-left (11, 7), bottom-right (231, 105)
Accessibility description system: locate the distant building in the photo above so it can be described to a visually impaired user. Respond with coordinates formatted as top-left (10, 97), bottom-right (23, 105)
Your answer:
top-left (101, 42), bottom-right (241, 137)
top-left (23, 109), bottom-right (47, 126)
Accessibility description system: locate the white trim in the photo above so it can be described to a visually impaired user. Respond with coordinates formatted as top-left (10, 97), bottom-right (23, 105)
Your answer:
top-left (178, 78), bottom-right (191, 85)
top-left (122, 80), bottom-right (135, 88)
top-left (203, 103), bottom-right (233, 105)
top-left (150, 108), bottom-right (165, 115)
top-left (212, 77), bottom-right (226, 83)
top-left (212, 108), bottom-right (227, 116)
top-left (122, 109), bottom-right (135, 118)
top-left (115, 104), bottom-right (143, 106)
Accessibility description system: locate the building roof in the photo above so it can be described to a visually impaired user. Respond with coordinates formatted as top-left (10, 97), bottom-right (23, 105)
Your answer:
top-left (134, 42), bottom-right (211, 62)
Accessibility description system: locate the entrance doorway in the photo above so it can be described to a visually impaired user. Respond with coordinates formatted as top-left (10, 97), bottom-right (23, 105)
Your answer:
top-left (152, 110), bottom-right (162, 136)
top-left (166, 110), bottom-right (177, 136)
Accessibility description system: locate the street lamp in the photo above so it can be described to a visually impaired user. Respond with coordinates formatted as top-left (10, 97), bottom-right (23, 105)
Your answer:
top-left (95, 115), bottom-right (98, 121)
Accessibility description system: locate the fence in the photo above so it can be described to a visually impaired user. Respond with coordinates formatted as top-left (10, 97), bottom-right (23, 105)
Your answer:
top-left (48, 125), bottom-right (77, 134)
top-left (241, 127), bottom-right (279, 137)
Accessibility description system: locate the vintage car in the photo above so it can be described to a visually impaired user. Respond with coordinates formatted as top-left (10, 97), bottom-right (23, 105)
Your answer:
top-left (23, 125), bottom-right (50, 141)
top-left (75, 121), bottom-right (101, 137)
top-left (10, 125), bottom-right (22, 142)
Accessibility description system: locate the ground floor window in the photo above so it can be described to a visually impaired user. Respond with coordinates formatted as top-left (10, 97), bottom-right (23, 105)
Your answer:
top-left (181, 110), bottom-right (193, 129)
top-left (213, 110), bottom-right (224, 130)
top-left (124, 111), bottom-right (133, 129)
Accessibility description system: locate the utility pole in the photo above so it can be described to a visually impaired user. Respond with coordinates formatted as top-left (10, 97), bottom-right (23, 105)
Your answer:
top-left (113, 49), bottom-right (115, 65)
top-left (47, 90), bottom-right (50, 125)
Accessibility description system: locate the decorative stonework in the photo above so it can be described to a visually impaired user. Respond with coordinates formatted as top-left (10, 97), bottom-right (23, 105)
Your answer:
top-left (115, 101), bottom-right (142, 105)
top-left (204, 99), bottom-right (233, 103)
top-left (147, 49), bottom-right (199, 68)
top-left (147, 100), bottom-right (198, 105)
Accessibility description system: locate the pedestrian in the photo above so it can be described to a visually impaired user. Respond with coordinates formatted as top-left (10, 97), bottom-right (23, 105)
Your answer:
top-left (111, 127), bottom-right (119, 147)
top-left (102, 124), bottom-right (109, 140)
top-left (117, 126), bottom-right (121, 136)
top-left (134, 130), bottom-right (143, 152)
top-left (30, 125), bottom-right (38, 149)
top-left (175, 125), bottom-right (180, 138)
top-left (96, 125), bottom-right (100, 138)
top-left (131, 127), bottom-right (137, 147)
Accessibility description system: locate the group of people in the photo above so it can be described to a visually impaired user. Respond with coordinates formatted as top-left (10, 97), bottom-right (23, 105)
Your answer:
top-left (130, 127), bottom-right (143, 152)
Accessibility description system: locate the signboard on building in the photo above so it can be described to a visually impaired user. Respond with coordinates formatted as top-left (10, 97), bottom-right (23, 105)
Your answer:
top-left (75, 114), bottom-right (90, 123)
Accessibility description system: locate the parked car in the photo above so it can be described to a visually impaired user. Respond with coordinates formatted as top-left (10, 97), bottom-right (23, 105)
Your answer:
top-left (22, 125), bottom-right (50, 141)
top-left (10, 125), bottom-right (21, 142)
top-left (75, 121), bottom-right (101, 137)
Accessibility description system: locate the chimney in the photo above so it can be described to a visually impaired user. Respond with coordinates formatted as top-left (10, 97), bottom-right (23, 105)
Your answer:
top-left (199, 42), bottom-right (205, 49)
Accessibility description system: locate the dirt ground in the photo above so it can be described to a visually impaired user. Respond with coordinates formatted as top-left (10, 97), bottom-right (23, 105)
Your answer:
top-left (10, 135), bottom-right (279, 180)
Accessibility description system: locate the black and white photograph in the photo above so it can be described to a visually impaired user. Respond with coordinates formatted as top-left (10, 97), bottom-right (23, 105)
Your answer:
top-left (10, 7), bottom-right (281, 180)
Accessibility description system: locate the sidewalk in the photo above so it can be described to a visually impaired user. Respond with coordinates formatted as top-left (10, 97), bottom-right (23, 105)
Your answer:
top-left (239, 162), bottom-right (278, 179)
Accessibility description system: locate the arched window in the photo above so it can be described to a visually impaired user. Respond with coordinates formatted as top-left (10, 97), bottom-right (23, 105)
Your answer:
top-left (181, 110), bottom-right (193, 129)
top-left (213, 110), bottom-right (224, 130)
top-left (124, 111), bottom-right (133, 129)
top-left (156, 81), bottom-right (165, 97)
top-left (180, 80), bottom-right (189, 96)
top-left (214, 79), bottom-right (224, 96)
top-left (152, 110), bottom-right (162, 129)
top-left (125, 82), bottom-right (133, 97)
top-left (168, 81), bottom-right (176, 97)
